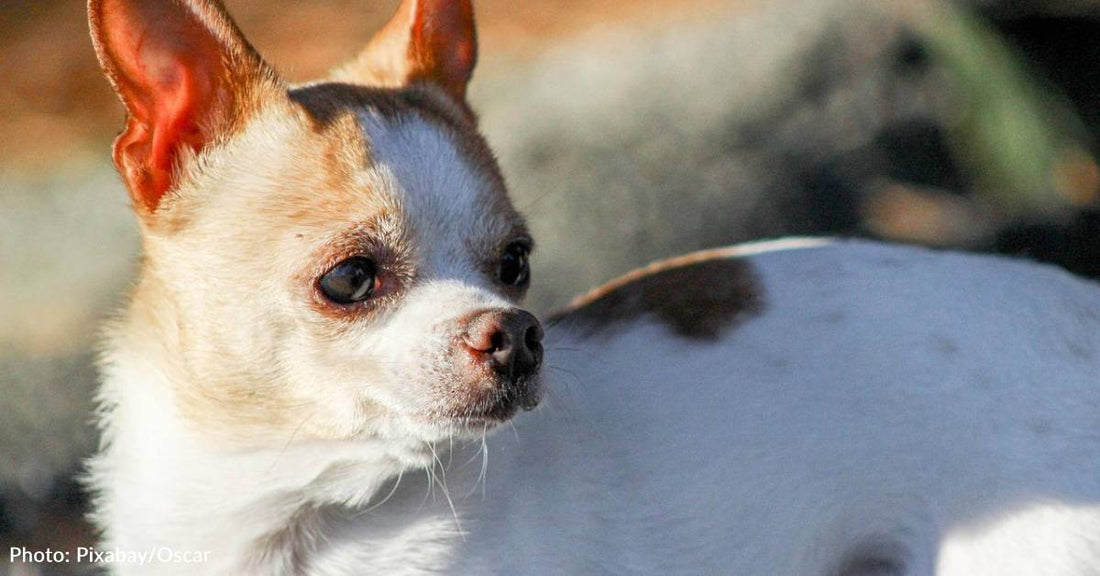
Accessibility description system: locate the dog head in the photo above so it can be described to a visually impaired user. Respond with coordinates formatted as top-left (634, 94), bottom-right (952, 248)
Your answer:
top-left (89, 0), bottom-right (542, 445)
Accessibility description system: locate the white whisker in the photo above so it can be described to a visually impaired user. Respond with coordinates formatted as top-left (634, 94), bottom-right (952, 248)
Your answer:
top-left (355, 470), bottom-right (404, 517)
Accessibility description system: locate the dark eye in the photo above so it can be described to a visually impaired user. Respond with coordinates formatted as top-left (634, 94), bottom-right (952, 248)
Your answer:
top-left (319, 257), bottom-right (378, 304)
top-left (498, 242), bottom-right (531, 287)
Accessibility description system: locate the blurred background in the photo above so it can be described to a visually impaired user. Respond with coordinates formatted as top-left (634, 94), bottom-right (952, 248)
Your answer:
top-left (3, 0), bottom-right (1100, 573)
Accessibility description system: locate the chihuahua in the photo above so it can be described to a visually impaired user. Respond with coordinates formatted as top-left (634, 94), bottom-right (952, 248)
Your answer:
top-left (86, 0), bottom-right (1100, 574)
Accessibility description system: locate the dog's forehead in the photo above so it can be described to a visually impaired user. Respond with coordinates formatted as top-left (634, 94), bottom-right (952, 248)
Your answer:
top-left (286, 83), bottom-right (520, 264)
top-left (287, 83), bottom-right (506, 197)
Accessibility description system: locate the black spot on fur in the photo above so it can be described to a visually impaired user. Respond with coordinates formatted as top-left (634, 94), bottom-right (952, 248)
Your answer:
top-left (550, 257), bottom-right (763, 341)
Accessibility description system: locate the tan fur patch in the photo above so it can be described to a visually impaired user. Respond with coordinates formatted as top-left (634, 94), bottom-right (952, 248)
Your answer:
top-left (125, 95), bottom-right (402, 442)
top-left (550, 250), bottom-right (763, 340)
top-left (289, 81), bottom-right (501, 189)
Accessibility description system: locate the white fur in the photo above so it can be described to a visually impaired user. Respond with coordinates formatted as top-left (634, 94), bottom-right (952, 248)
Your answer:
top-left (358, 110), bottom-right (514, 282)
top-left (93, 238), bottom-right (1100, 575)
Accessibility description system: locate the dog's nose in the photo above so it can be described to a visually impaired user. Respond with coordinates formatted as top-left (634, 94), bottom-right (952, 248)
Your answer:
top-left (464, 309), bottom-right (544, 381)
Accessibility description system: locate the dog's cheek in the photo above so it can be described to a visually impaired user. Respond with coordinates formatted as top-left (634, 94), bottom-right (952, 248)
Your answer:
top-left (271, 324), bottom-right (388, 436)
top-left (283, 313), bottom-right (447, 436)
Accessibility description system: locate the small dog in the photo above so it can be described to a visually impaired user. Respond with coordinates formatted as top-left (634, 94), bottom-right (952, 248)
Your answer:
top-left (87, 0), bottom-right (1100, 574)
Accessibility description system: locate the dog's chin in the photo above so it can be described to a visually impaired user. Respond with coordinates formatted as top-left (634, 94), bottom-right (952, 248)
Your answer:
top-left (420, 374), bottom-right (543, 439)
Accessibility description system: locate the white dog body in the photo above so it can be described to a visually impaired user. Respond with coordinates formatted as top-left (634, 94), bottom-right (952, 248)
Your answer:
top-left (449, 240), bottom-right (1100, 576)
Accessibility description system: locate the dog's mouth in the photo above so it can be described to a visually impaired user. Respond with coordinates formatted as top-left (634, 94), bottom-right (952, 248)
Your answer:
top-left (403, 324), bottom-right (544, 436)
top-left (437, 372), bottom-right (543, 431)
top-left (473, 375), bottom-right (542, 421)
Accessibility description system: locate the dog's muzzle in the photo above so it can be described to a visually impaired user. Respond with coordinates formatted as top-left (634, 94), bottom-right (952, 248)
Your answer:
top-left (462, 308), bottom-right (544, 413)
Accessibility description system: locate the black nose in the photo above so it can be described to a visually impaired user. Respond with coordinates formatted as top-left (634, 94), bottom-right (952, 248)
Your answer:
top-left (488, 310), bottom-right (543, 381)
top-left (465, 309), bottom-right (544, 382)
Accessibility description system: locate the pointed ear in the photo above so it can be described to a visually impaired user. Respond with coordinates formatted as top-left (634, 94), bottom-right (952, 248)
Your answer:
top-left (89, 0), bottom-right (279, 215)
top-left (332, 0), bottom-right (477, 103)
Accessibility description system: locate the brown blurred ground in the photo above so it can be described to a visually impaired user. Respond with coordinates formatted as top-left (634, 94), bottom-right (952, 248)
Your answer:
top-left (0, 0), bottom-right (735, 170)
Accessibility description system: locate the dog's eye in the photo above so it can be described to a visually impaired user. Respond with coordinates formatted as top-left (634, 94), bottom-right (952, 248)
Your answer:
top-left (498, 242), bottom-right (531, 287)
top-left (319, 257), bottom-right (378, 304)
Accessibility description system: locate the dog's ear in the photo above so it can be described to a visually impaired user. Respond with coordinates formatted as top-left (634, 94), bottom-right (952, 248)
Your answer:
top-left (332, 0), bottom-right (477, 103)
top-left (89, 0), bottom-right (279, 215)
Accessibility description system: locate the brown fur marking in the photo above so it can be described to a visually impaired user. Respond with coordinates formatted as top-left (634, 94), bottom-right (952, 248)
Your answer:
top-left (288, 82), bottom-right (500, 188)
top-left (551, 251), bottom-right (763, 340)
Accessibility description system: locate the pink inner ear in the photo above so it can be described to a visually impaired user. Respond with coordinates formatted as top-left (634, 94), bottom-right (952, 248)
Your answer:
top-left (116, 63), bottom-right (220, 211)
top-left (150, 62), bottom-right (213, 169)
top-left (96, 0), bottom-right (238, 213)
top-left (407, 0), bottom-right (477, 100)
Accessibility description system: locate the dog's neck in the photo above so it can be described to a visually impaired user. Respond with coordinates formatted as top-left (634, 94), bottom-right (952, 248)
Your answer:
top-left (92, 280), bottom-right (438, 574)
